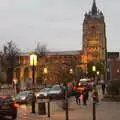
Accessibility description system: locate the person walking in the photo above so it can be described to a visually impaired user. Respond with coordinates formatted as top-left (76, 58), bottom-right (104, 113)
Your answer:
top-left (75, 91), bottom-right (81, 105)
top-left (82, 88), bottom-right (89, 105)
top-left (101, 83), bottom-right (106, 95)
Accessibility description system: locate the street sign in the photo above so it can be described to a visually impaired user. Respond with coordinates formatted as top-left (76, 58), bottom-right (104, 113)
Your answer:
top-left (36, 99), bottom-right (49, 103)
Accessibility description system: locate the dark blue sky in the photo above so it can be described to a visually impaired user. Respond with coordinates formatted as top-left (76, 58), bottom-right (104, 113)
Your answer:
top-left (0, 0), bottom-right (119, 52)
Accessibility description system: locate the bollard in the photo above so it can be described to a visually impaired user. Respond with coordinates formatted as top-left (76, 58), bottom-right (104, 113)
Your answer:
top-left (48, 102), bottom-right (50, 118)
top-left (93, 100), bottom-right (96, 120)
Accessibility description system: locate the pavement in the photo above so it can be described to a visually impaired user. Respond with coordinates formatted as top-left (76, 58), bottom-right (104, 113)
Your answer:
top-left (16, 87), bottom-right (120, 120)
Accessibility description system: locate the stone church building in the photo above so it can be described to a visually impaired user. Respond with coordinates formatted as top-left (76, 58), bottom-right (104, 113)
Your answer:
top-left (82, 0), bottom-right (107, 72)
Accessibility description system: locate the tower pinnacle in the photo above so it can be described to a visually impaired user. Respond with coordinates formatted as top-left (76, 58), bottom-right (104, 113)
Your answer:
top-left (92, 0), bottom-right (97, 15)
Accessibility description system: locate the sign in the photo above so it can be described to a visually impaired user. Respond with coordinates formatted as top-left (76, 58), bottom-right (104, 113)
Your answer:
top-left (36, 99), bottom-right (49, 103)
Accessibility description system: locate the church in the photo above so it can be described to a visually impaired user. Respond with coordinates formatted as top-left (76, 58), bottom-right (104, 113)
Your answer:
top-left (14, 0), bottom-right (109, 85)
top-left (82, 0), bottom-right (107, 72)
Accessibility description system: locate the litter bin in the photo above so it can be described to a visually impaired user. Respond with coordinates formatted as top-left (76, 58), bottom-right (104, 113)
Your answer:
top-left (37, 95), bottom-right (49, 115)
top-left (38, 102), bottom-right (46, 115)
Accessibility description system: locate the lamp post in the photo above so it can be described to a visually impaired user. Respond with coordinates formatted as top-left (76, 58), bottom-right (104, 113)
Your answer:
top-left (30, 53), bottom-right (37, 113)
top-left (92, 65), bottom-right (96, 120)
top-left (92, 65), bottom-right (96, 72)
top-left (43, 67), bottom-right (48, 86)
top-left (96, 71), bottom-right (99, 76)
top-left (69, 68), bottom-right (73, 74)
top-left (64, 68), bottom-right (73, 120)
top-left (64, 82), bottom-right (68, 120)
top-left (13, 78), bottom-right (18, 97)
top-left (96, 71), bottom-right (100, 82)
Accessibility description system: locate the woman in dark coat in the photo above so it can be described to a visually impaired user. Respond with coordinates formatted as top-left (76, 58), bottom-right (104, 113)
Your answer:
top-left (75, 91), bottom-right (81, 104)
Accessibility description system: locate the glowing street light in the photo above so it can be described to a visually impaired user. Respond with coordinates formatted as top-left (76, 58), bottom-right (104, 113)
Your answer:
top-left (92, 65), bottom-right (96, 72)
top-left (43, 67), bottom-right (48, 84)
top-left (30, 53), bottom-right (37, 66)
top-left (96, 71), bottom-right (100, 75)
top-left (13, 78), bottom-right (18, 97)
top-left (43, 67), bottom-right (48, 74)
top-left (69, 68), bottom-right (73, 74)
top-left (92, 65), bottom-right (97, 120)
top-left (30, 53), bottom-right (37, 113)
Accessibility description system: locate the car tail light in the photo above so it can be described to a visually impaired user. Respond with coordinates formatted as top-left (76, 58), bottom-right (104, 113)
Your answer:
top-left (11, 103), bottom-right (19, 108)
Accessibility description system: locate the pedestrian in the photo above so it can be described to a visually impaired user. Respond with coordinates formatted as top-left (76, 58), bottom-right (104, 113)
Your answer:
top-left (101, 83), bottom-right (106, 95)
top-left (82, 88), bottom-right (89, 105)
top-left (75, 91), bottom-right (81, 105)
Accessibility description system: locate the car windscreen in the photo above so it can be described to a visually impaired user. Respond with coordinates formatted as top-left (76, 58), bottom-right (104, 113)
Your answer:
top-left (51, 85), bottom-right (61, 90)
top-left (17, 91), bottom-right (29, 97)
top-left (40, 88), bottom-right (50, 92)
top-left (77, 82), bottom-right (88, 86)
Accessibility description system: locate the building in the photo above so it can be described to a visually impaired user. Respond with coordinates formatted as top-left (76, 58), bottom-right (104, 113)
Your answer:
top-left (14, 0), bottom-right (109, 86)
top-left (14, 50), bottom-right (82, 86)
top-left (107, 52), bottom-right (120, 80)
top-left (82, 0), bottom-right (107, 72)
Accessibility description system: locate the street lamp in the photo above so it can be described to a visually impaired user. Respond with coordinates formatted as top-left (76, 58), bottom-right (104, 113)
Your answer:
top-left (69, 68), bottom-right (73, 74)
top-left (92, 65), bottom-right (96, 81)
top-left (64, 82), bottom-right (69, 120)
top-left (43, 67), bottom-right (48, 74)
top-left (92, 65), bottom-right (96, 72)
top-left (13, 78), bottom-right (18, 97)
top-left (64, 68), bottom-right (73, 120)
top-left (96, 71), bottom-right (99, 76)
top-left (92, 65), bottom-right (96, 120)
top-left (30, 53), bottom-right (37, 113)
top-left (43, 67), bottom-right (48, 85)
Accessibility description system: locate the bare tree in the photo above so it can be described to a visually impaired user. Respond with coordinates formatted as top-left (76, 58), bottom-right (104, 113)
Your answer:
top-left (34, 42), bottom-right (48, 84)
top-left (35, 42), bottom-right (47, 58)
top-left (0, 40), bottom-right (20, 84)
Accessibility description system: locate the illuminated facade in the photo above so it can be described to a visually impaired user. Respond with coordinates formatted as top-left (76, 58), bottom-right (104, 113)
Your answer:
top-left (14, 0), bottom-right (108, 85)
top-left (82, 0), bottom-right (107, 71)
top-left (14, 51), bottom-right (82, 86)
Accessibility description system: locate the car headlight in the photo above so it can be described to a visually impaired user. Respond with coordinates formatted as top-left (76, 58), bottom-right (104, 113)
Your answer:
top-left (36, 93), bottom-right (40, 97)
top-left (40, 93), bottom-right (48, 96)
top-left (44, 93), bottom-right (47, 96)
top-left (21, 96), bottom-right (26, 100)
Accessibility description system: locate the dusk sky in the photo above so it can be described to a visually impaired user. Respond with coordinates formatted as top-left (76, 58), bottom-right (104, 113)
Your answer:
top-left (0, 0), bottom-right (119, 52)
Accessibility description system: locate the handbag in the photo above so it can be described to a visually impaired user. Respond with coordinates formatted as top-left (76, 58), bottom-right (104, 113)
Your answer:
top-left (79, 94), bottom-right (83, 100)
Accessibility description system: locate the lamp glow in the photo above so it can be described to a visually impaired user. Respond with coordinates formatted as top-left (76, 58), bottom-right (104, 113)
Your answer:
top-left (30, 54), bottom-right (37, 66)
top-left (92, 65), bottom-right (96, 72)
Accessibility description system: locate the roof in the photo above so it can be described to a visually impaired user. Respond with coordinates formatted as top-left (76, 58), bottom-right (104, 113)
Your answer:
top-left (92, 0), bottom-right (97, 15)
top-left (46, 50), bottom-right (82, 56)
top-left (19, 50), bottom-right (83, 56)
top-left (84, 0), bottom-right (104, 19)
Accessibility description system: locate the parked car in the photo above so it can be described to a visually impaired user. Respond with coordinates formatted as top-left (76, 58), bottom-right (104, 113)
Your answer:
top-left (36, 87), bottom-right (51, 98)
top-left (15, 91), bottom-right (35, 104)
top-left (48, 84), bottom-right (65, 99)
top-left (0, 96), bottom-right (18, 119)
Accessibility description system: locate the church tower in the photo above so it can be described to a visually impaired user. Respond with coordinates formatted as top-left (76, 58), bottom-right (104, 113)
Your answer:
top-left (82, 0), bottom-right (107, 71)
